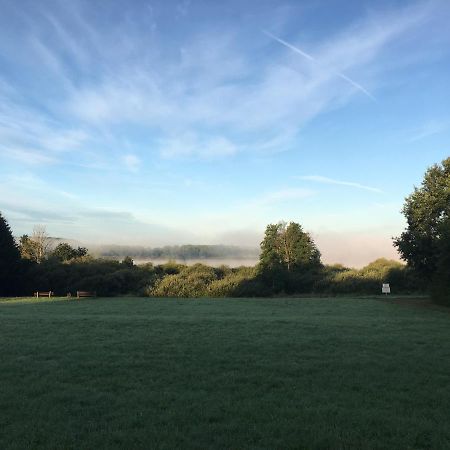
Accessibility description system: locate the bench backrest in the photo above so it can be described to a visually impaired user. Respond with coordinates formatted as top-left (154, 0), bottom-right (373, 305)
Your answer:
top-left (35, 291), bottom-right (53, 298)
top-left (77, 291), bottom-right (96, 298)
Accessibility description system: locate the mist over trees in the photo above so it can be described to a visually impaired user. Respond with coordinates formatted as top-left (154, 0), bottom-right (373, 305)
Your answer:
top-left (0, 213), bottom-right (421, 298)
top-left (0, 157), bottom-right (449, 302)
top-left (92, 244), bottom-right (259, 261)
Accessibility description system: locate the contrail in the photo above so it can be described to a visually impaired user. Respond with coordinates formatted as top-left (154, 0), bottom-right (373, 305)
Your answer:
top-left (263, 30), bottom-right (376, 101)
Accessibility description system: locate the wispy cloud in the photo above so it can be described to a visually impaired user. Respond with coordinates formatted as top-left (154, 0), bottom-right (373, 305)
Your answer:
top-left (298, 175), bottom-right (383, 193)
top-left (160, 134), bottom-right (238, 159)
top-left (263, 30), bottom-right (376, 100)
top-left (49, 1), bottom-right (429, 160)
top-left (0, 0), bottom-right (445, 253)
top-left (409, 119), bottom-right (450, 142)
top-left (0, 147), bottom-right (58, 165)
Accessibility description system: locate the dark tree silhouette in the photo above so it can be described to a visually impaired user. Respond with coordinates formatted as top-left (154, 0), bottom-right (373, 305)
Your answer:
top-left (0, 212), bottom-right (21, 296)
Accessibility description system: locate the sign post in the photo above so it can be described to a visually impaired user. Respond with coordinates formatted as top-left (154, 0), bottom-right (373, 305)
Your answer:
top-left (382, 283), bottom-right (391, 295)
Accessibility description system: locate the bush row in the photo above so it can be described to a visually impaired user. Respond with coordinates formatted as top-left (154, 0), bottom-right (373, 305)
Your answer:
top-left (13, 257), bottom-right (422, 298)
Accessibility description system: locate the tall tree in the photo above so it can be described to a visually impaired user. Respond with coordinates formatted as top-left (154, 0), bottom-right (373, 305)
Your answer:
top-left (259, 223), bottom-right (285, 290)
top-left (0, 212), bottom-right (21, 295)
top-left (32, 225), bottom-right (51, 263)
top-left (19, 225), bottom-right (52, 263)
top-left (259, 221), bottom-right (322, 291)
top-left (394, 157), bottom-right (450, 281)
top-left (281, 222), bottom-right (321, 271)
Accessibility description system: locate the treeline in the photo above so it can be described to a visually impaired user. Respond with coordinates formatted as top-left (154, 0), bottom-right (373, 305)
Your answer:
top-left (91, 244), bottom-right (259, 260)
top-left (2, 253), bottom-right (420, 298)
top-left (0, 216), bottom-right (420, 298)
top-left (0, 157), bottom-right (448, 304)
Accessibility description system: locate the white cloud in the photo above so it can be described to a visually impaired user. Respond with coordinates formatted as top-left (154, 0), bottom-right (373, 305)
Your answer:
top-left (52, 1), bottom-right (433, 161)
top-left (160, 134), bottom-right (238, 159)
top-left (298, 175), bottom-right (383, 193)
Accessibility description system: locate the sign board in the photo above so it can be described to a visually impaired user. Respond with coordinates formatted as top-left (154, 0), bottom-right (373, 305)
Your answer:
top-left (382, 283), bottom-right (390, 294)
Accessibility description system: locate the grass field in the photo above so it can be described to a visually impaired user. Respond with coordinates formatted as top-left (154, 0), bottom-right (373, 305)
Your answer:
top-left (0, 296), bottom-right (449, 449)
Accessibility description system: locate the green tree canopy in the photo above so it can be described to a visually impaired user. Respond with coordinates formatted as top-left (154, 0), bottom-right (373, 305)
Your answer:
top-left (431, 219), bottom-right (450, 305)
top-left (121, 256), bottom-right (134, 267)
top-left (52, 243), bottom-right (88, 262)
top-left (394, 157), bottom-right (450, 280)
top-left (0, 212), bottom-right (21, 295)
top-left (0, 212), bottom-right (20, 265)
top-left (19, 235), bottom-right (39, 262)
top-left (259, 221), bottom-right (321, 291)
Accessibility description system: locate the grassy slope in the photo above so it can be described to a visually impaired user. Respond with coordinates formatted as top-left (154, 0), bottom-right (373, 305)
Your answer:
top-left (0, 297), bottom-right (449, 449)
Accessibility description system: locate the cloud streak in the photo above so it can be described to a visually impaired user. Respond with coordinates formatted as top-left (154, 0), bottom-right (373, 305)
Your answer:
top-left (263, 30), bottom-right (376, 100)
top-left (0, 0), bottom-right (433, 168)
top-left (409, 119), bottom-right (450, 142)
top-left (298, 175), bottom-right (383, 193)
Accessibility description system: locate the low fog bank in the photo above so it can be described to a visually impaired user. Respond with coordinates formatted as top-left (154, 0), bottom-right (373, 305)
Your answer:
top-left (315, 232), bottom-right (401, 268)
top-left (133, 258), bottom-right (260, 268)
top-left (82, 231), bottom-right (401, 269)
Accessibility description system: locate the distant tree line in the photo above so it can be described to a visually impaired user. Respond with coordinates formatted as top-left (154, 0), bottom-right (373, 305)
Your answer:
top-left (92, 244), bottom-right (259, 260)
top-left (0, 157), bottom-right (448, 303)
top-left (0, 217), bottom-right (420, 298)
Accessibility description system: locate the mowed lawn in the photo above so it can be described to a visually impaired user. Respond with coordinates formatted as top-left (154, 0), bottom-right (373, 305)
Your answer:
top-left (0, 297), bottom-right (449, 449)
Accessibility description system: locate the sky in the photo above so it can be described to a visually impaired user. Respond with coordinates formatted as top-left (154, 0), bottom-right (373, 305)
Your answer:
top-left (0, 0), bottom-right (449, 267)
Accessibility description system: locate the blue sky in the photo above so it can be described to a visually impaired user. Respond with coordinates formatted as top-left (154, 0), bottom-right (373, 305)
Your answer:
top-left (0, 0), bottom-right (449, 266)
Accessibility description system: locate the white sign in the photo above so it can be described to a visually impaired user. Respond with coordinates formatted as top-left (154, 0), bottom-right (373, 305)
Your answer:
top-left (382, 283), bottom-right (390, 294)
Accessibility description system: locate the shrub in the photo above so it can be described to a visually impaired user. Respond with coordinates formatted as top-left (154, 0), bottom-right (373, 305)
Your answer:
top-left (431, 223), bottom-right (450, 306)
top-left (313, 259), bottom-right (419, 295)
top-left (151, 264), bottom-right (218, 297)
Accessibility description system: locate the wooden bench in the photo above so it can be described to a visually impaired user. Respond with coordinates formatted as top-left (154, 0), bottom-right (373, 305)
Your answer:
top-left (34, 291), bottom-right (53, 298)
top-left (77, 291), bottom-right (96, 299)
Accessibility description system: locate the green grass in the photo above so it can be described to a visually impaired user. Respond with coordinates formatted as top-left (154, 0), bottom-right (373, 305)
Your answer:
top-left (0, 296), bottom-right (449, 449)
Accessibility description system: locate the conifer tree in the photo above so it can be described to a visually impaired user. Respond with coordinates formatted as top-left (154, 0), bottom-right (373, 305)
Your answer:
top-left (0, 212), bottom-right (21, 295)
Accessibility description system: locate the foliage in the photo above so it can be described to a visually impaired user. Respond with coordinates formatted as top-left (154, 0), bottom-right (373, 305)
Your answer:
top-left (394, 157), bottom-right (450, 281)
top-left (19, 225), bottom-right (52, 263)
top-left (151, 264), bottom-right (217, 297)
top-left (19, 235), bottom-right (39, 262)
top-left (2, 217), bottom-right (426, 299)
top-left (0, 212), bottom-right (21, 295)
top-left (24, 258), bottom-right (158, 297)
top-left (9, 251), bottom-right (420, 298)
top-left (259, 221), bottom-right (322, 293)
top-left (149, 264), bottom-right (268, 298)
top-left (93, 244), bottom-right (259, 260)
top-left (121, 256), bottom-right (134, 267)
top-left (313, 259), bottom-right (419, 294)
top-left (52, 243), bottom-right (88, 262)
top-left (431, 220), bottom-right (450, 305)
top-left (259, 223), bottom-right (286, 291)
